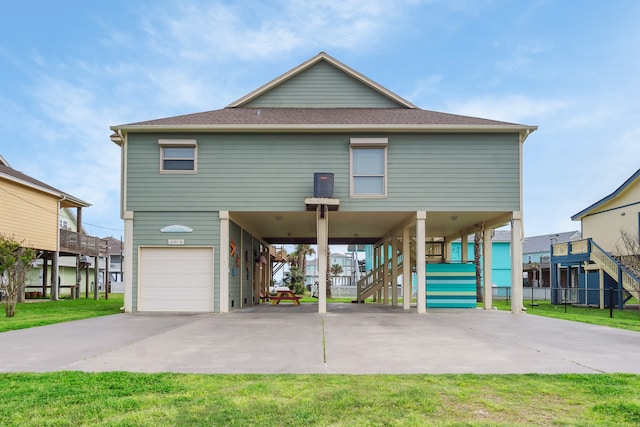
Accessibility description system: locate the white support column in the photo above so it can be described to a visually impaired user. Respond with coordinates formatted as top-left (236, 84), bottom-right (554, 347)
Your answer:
top-left (219, 211), bottom-right (230, 313)
top-left (461, 233), bottom-right (469, 263)
top-left (482, 228), bottom-right (493, 310)
top-left (317, 205), bottom-right (328, 314)
top-left (417, 211), bottom-right (427, 314)
top-left (511, 211), bottom-right (524, 313)
top-left (373, 244), bottom-right (380, 303)
top-left (123, 211), bottom-right (134, 313)
top-left (402, 226), bottom-right (411, 309)
top-left (443, 239), bottom-right (451, 263)
top-left (382, 240), bottom-right (389, 304)
top-left (391, 235), bottom-right (398, 306)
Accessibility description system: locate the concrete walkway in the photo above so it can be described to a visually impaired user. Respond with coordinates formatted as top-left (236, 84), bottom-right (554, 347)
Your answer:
top-left (1, 304), bottom-right (639, 374)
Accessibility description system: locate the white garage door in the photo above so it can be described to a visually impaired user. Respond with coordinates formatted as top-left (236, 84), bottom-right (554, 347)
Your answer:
top-left (139, 247), bottom-right (214, 312)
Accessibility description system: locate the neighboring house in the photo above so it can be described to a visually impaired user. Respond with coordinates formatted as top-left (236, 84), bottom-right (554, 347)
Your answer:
top-left (450, 230), bottom-right (512, 288)
top-left (306, 252), bottom-right (358, 286)
top-left (103, 236), bottom-right (124, 293)
top-left (0, 158), bottom-right (106, 299)
top-left (551, 169), bottom-right (640, 308)
top-left (522, 231), bottom-right (580, 287)
top-left (110, 52), bottom-right (536, 314)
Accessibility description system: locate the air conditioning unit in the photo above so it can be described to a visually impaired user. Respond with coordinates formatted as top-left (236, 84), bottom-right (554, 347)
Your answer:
top-left (313, 173), bottom-right (334, 198)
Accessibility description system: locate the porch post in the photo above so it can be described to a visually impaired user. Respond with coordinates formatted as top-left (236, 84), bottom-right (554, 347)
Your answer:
top-left (461, 233), bottom-right (469, 263)
top-left (220, 211), bottom-right (230, 313)
top-left (511, 211), bottom-right (524, 313)
top-left (373, 244), bottom-right (380, 303)
top-left (51, 252), bottom-right (59, 301)
top-left (482, 228), bottom-right (493, 310)
top-left (391, 235), bottom-right (398, 306)
top-left (317, 205), bottom-right (328, 314)
top-left (123, 211), bottom-right (133, 312)
top-left (382, 240), bottom-right (389, 304)
top-left (402, 226), bottom-right (411, 309)
top-left (417, 211), bottom-right (427, 314)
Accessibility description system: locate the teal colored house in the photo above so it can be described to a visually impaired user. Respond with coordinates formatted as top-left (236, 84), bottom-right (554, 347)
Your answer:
top-left (450, 230), bottom-right (512, 288)
top-left (110, 52), bottom-right (536, 314)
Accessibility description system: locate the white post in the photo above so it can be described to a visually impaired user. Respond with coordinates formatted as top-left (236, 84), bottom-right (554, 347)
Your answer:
top-left (123, 211), bottom-right (134, 313)
top-left (417, 211), bottom-right (427, 314)
top-left (461, 233), bottom-right (469, 263)
top-left (391, 235), bottom-right (398, 306)
top-left (382, 240), bottom-right (389, 304)
top-left (219, 211), bottom-right (230, 313)
top-left (402, 226), bottom-right (411, 309)
top-left (482, 228), bottom-right (493, 310)
top-left (511, 211), bottom-right (524, 313)
top-left (317, 205), bottom-right (328, 314)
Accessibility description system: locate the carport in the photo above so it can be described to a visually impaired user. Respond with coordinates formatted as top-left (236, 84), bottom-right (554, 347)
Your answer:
top-left (227, 207), bottom-right (524, 314)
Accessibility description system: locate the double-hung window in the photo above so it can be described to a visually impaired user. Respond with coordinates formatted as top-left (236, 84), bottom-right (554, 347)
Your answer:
top-left (350, 138), bottom-right (387, 197)
top-left (158, 139), bottom-right (197, 173)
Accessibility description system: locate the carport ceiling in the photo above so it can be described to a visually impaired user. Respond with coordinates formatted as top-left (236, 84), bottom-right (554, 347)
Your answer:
top-left (230, 210), bottom-right (512, 245)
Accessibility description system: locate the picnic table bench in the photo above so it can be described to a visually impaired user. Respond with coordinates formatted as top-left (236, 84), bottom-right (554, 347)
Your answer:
top-left (270, 290), bottom-right (302, 305)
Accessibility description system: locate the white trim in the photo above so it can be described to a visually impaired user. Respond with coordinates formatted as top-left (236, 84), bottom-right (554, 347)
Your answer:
top-left (219, 211), bottom-right (230, 313)
top-left (349, 137), bottom-right (388, 146)
top-left (350, 144), bottom-right (387, 198)
top-left (113, 124), bottom-right (539, 134)
top-left (124, 215), bottom-right (134, 312)
top-left (416, 211), bottom-right (426, 314)
top-left (158, 140), bottom-right (198, 174)
top-left (158, 139), bottom-right (197, 146)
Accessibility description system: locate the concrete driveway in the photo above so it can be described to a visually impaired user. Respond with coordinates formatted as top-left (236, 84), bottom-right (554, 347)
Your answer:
top-left (1, 304), bottom-right (639, 374)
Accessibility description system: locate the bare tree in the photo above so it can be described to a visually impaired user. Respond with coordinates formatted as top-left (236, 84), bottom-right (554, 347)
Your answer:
top-left (0, 234), bottom-right (36, 317)
top-left (617, 229), bottom-right (640, 276)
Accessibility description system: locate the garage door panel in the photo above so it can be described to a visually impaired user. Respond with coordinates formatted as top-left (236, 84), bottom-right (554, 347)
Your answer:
top-left (139, 247), bottom-right (214, 312)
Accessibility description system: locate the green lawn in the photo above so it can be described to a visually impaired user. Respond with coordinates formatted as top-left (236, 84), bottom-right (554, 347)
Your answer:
top-left (488, 299), bottom-right (640, 332)
top-left (0, 372), bottom-right (638, 426)
top-left (0, 294), bottom-right (123, 332)
top-left (1, 294), bottom-right (640, 425)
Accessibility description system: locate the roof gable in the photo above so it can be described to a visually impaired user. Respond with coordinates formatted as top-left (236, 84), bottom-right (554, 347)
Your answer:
top-left (227, 52), bottom-right (416, 109)
top-left (571, 169), bottom-right (640, 220)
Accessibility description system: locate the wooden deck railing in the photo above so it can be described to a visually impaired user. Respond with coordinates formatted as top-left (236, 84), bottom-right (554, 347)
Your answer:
top-left (59, 229), bottom-right (108, 257)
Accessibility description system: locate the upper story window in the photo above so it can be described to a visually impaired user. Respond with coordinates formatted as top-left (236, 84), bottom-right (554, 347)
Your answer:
top-left (158, 139), bottom-right (197, 173)
top-left (350, 138), bottom-right (387, 197)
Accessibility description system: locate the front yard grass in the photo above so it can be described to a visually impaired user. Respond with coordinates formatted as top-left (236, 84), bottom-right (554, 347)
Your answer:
top-left (0, 294), bottom-right (123, 333)
top-left (0, 372), bottom-right (639, 426)
top-left (488, 299), bottom-right (640, 332)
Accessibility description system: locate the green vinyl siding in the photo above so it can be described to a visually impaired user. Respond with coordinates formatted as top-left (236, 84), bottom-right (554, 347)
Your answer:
top-left (244, 61), bottom-right (403, 108)
top-left (126, 132), bottom-right (520, 213)
top-left (131, 211), bottom-right (219, 312)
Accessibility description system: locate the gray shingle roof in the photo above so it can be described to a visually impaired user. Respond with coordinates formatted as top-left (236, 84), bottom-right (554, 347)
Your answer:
top-left (523, 231), bottom-right (581, 254)
top-left (115, 107), bottom-right (529, 128)
top-left (0, 164), bottom-right (90, 207)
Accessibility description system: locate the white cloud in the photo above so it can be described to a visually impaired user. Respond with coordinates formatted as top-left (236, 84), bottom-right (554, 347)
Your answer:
top-left (445, 94), bottom-right (568, 123)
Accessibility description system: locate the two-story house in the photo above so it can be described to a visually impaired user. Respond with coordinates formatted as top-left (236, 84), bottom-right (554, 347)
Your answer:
top-left (0, 156), bottom-right (107, 299)
top-left (551, 169), bottom-right (640, 308)
top-left (110, 52), bottom-right (536, 314)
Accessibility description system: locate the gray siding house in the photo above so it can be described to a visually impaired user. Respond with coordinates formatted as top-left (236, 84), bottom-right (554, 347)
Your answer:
top-left (110, 52), bottom-right (537, 314)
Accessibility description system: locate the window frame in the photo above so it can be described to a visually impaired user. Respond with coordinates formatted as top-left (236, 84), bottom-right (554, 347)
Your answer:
top-left (158, 139), bottom-right (198, 173)
top-left (349, 137), bottom-right (388, 198)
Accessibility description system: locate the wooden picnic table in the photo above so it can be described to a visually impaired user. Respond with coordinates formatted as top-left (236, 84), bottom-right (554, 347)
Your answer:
top-left (270, 289), bottom-right (302, 305)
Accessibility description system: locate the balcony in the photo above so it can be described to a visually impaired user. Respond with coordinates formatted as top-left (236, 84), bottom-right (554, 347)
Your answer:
top-left (59, 229), bottom-right (108, 257)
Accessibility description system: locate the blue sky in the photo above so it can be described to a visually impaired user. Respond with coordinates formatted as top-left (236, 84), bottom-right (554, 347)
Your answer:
top-left (2, 0), bottom-right (640, 239)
